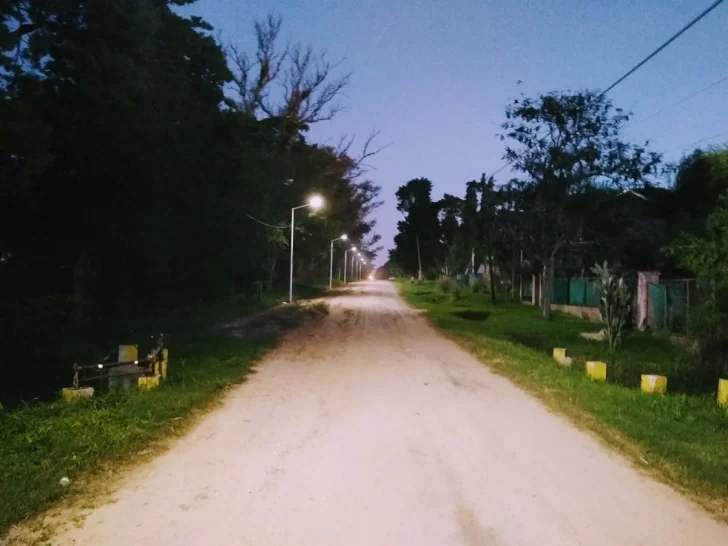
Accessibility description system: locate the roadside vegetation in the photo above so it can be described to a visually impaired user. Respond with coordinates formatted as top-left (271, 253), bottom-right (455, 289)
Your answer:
top-left (0, 284), bottom-right (328, 538)
top-left (399, 280), bottom-right (728, 520)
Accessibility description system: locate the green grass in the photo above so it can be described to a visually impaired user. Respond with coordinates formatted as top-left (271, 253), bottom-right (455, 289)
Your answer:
top-left (0, 283), bottom-right (326, 537)
top-left (399, 281), bottom-right (728, 519)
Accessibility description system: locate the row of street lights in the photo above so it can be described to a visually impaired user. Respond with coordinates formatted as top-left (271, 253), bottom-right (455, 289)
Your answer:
top-left (343, 245), bottom-right (366, 285)
top-left (288, 194), bottom-right (368, 302)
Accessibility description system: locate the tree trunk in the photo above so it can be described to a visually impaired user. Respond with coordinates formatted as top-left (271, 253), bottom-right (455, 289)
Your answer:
top-left (488, 253), bottom-right (496, 306)
top-left (541, 252), bottom-right (556, 320)
top-left (416, 234), bottom-right (423, 280)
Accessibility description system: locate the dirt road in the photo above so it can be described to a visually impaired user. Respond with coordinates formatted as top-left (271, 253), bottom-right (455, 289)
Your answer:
top-left (51, 282), bottom-right (727, 545)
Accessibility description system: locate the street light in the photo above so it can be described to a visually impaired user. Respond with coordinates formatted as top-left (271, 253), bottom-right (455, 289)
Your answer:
top-left (344, 245), bottom-right (356, 283)
top-left (289, 194), bottom-right (324, 303)
top-left (329, 234), bottom-right (348, 290)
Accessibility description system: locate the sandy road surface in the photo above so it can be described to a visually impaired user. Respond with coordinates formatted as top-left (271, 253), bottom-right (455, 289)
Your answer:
top-left (50, 281), bottom-right (727, 545)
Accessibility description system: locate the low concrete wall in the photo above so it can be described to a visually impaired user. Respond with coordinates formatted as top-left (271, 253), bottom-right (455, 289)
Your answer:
top-left (552, 304), bottom-right (602, 322)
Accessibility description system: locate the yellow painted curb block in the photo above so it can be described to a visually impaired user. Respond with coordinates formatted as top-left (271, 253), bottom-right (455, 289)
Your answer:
top-left (718, 379), bottom-right (728, 408)
top-left (62, 387), bottom-right (94, 402)
top-left (119, 344), bottom-right (138, 362)
top-left (586, 361), bottom-right (607, 381)
top-left (553, 348), bottom-right (567, 362)
top-left (138, 375), bottom-right (161, 391)
top-left (160, 348), bottom-right (169, 379)
top-left (641, 374), bottom-right (667, 394)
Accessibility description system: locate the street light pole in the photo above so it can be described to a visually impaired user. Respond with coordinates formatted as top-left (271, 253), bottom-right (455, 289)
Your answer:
top-left (289, 206), bottom-right (295, 303)
top-left (344, 246), bottom-right (356, 283)
top-left (289, 195), bottom-right (324, 303)
top-left (329, 234), bottom-right (348, 290)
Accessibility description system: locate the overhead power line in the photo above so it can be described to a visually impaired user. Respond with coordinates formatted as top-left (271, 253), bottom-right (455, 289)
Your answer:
top-left (632, 75), bottom-right (728, 125)
top-left (491, 163), bottom-right (509, 176)
top-left (493, 1), bottom-right (726, 178)
top-left (244, 213), bottom-right (289, 229)
top-left (599, 0), bottom-right (726, 98)
top-left (669, 130), bottom-right (728, 154)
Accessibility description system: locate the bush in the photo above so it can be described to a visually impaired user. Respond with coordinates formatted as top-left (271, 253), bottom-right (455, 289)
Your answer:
top-left (437, 277), bottom-right (452, 293)
top-left (452, 286), bottom-right (462, 301)
top-left (469, 275), bottom-right (483, 293)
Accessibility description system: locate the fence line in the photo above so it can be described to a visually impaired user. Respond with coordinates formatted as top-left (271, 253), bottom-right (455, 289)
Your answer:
top-left (649, 279), bottom-right (697, 333)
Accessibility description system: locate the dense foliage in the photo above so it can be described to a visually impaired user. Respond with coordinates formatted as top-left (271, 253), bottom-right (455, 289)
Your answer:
top-left (0, 4), bottom-right (381, 315)
top-left (668, 195), bottom-right (728, 378)
top-left (0, 3), bottom-right (381, 404)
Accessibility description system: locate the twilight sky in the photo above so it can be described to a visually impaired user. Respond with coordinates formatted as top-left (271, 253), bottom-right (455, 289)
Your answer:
top-left (180, 0), bottom-right (728, 265)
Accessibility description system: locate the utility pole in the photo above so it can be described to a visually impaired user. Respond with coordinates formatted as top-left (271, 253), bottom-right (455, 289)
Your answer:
top-left (416, 234), bottom-right (423, 280)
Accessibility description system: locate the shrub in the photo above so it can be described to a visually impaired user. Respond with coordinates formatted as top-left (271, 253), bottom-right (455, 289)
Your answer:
top-left (469, 275), bottom-right (483, 293)
top-left (452, 286), bottom-right (462, 301)
top-left (437, 277), bottom-right (452, 293)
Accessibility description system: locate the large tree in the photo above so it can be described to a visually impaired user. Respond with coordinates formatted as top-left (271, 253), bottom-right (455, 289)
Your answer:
top-left (0, 6), bottom-right (382, 313)
top-left (391, 178), bottom-right (442, 278)
top-left (500, 90), bottom-right (661, 319)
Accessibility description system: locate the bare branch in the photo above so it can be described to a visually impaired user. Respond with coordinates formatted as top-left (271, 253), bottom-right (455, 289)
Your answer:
top-left (227, 15), bottom-right (287, 115)
top-left (277, 44), bottom-right (351, 125)
top-left (334, 134), bottom-right (355, 157)
top-left (347, 130), bottom-right (391, 179)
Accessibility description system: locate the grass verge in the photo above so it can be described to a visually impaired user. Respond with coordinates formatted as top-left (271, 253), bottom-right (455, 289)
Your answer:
top-left (399, 281), bottom-right (728, 520)
top-left (0, 283), bottom-right (328, 539)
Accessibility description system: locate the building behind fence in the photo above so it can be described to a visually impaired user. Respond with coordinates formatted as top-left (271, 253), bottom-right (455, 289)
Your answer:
top-left (521, 274), bottom-right (697, 333)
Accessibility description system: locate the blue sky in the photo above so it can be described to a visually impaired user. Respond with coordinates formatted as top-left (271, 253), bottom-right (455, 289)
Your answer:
top-left (180, 0), bottom-right (728, 264)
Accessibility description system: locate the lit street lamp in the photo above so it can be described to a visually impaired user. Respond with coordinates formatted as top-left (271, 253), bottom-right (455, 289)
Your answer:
top-left (329, 234), bottom-right (348, 290)
top-left (289, 194), bottom-right (324, 303)
top-left (344, 245), bottom-right (356, 283)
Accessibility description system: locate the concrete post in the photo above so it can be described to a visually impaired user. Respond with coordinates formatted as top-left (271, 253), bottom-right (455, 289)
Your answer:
top-left (637, 271), bottom-right (660, 330)
top-left (109, 344), bottom-right (139, 392)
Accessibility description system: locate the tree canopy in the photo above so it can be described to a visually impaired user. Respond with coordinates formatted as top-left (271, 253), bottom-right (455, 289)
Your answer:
top-left (0, 3), bottom-right (382, 316)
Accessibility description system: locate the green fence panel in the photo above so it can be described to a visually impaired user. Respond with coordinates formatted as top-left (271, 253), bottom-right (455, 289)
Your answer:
top-left (650, 282), bottom-right (689, 331)
top-left (650, 283), bottom-right (667, 329)
top-left (551, 279), bottom-right (569, 304)
top-left (666, 282), bottom-right (687, 332)
top-left (585, 279), bottom-right (600, 307)
top-left (569, 279), bottom-right (586, 305)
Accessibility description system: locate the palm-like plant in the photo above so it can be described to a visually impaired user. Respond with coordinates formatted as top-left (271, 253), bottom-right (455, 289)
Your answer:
top-left (591, 261), bottom-right (632, 354)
